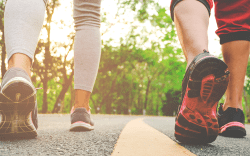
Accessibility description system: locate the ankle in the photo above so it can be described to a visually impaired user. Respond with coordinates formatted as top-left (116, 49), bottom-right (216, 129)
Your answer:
top-left (74, 89), bottom-right (91, 112)
top-left (8, 53), bottom-right (32, 78)
top-left (186, 50), bottom-right (207, 69)
top-left (223, 102), bottom-right (243, 111)
top-left (74, 103), bottom-right (90, 112)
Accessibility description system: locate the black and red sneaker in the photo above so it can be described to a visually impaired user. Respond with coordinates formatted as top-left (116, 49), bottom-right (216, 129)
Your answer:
top-left (217, 104), bottom-right (246, 137)
top-left (175, 50), bottom-right (230, 144)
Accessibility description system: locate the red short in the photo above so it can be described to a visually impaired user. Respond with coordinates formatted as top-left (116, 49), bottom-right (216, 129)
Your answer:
top-left (170, 0), bottom-right (250, 44)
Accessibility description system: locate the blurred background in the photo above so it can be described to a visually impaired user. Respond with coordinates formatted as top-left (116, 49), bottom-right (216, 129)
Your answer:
top-left (0, 0), bottom-right (250, 121)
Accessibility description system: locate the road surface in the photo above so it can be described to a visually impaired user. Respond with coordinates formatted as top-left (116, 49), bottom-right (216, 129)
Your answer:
top-left (0, 114), bottom-right (249, 155)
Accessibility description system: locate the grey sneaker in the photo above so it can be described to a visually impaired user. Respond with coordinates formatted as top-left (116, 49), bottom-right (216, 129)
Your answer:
top-left (0, 67), bottom-right (37, 139)
top-left (70, 107), bottom-right (94, 131)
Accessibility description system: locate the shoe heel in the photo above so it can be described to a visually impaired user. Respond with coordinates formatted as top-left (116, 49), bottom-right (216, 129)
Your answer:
top-left (175, 109), bottom-right (219, 143)
top-left (0, 109), bottom-right (37, 139)
top-left (203, 115), bottom-right (219, 142)
top-left (0, 101), bottom-right (37, 139)
top-left (175, 107), bottom-right (208, 143)
top-left (1, 77), bottom-right (35, 102)
top-left (0, 78), bottom-right (37, 139)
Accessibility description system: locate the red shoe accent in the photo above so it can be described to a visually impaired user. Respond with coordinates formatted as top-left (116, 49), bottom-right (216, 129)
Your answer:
top-left (73, 121), bottom-right (89, 124)
top-left (220, 122), bottom-right (245, 133)
top-left (175, 74), bottom-right (229, 144)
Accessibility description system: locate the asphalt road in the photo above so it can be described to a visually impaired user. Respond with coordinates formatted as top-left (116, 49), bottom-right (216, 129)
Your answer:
top-left (144, 117), bottom-right (250, 156)
top-left (0, 114), bottom-right (249, 156)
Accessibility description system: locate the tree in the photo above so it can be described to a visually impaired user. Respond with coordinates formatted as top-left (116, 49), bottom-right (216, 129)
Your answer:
top-left (0, 0), bottom-right (6, 79)
top-left (52, 33), bottom-right (74, 113)
top-left (33, 0), bottom-right (61, 113)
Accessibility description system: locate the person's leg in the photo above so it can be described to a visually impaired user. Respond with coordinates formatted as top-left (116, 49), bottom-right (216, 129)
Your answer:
top-left (73, 0), bottom-right (101, 112)
top-left (0, 0), bottom-right (46, 138)
top-left (214, 0), bottom-right (250, 137)
top-left (4, 0), bottom-right (46, 76)
top-left (171, 0), bottom-right (230, 143)
top-left (74, 90), bottom-right (91, 111)
top-left (172, 0), bottom-right (210, 67)
top-left (8, 54), bottom-right (32, 77)
top-left (222, 41), bottom-right (250, 111)
top-left (214, 0), bottom-right (250, 111)
top-left (70, 0), bottom-right (101, 131)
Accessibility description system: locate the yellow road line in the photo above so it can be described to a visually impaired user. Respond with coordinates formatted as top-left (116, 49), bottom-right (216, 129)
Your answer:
top-left (112, 118), bottom-right (195, 156)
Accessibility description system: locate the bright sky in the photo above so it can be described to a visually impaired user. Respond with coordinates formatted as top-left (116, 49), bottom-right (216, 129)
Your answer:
top-left (208, 9), bottom-right (221, 56)
top-left (46, 0), bottom-right (222, 60)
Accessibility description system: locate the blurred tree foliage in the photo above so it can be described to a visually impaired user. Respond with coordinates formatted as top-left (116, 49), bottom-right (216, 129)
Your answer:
top-left (0, 0), bottom-right (190, 115)
top-left (243, 61), bottom-right (250, 122)
top-left (4, 0), bottom-right (250, 117)
top-left (0, 0), bottom-right (6, 78)
top-left (90, 0), bottom-right (185, 115)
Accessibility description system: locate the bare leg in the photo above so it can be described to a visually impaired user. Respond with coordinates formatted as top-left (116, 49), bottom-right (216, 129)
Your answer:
top-left (222, 41), bottom-right (250, 111)
top-left (174, 0), bottom-right (209, 67)
top-left (8, 53), bottom-right (32, 77)
top-left (74, 90), bottom-right (91, 112)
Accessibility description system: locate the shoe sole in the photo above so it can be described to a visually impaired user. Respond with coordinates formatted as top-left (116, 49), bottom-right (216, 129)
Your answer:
top-left (175, 56), bottom-right (229, 144)
top-left (70, 122), bottom-right (94, 131)
top-left (0, 78), bottom-right (37, 139)
top-left (219, 122), bottom-right (246, 137)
